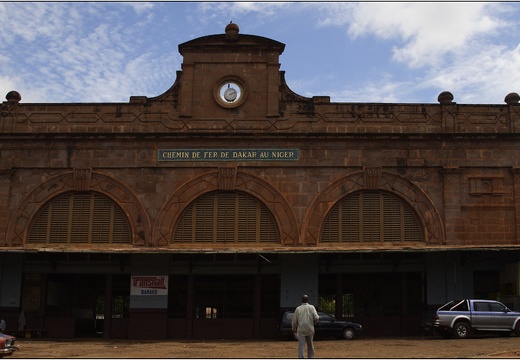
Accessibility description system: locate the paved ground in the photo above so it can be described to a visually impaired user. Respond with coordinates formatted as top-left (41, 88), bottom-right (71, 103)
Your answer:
top-left (6, 335), bottom-right (520, 358)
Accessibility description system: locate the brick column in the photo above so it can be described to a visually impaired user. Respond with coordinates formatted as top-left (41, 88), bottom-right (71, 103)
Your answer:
top-left (442, 166), bottom-right (462, 245)
top-left (511, 168), bottom-right (520, 243)
top-left (180, 64), bottom-right (194, 117)
top-left (266, 64), bottom-right (280, 117)
top-left (506, 94), bottom-right (520, 132)
top-left (0, 170), bottom-right (11, 245)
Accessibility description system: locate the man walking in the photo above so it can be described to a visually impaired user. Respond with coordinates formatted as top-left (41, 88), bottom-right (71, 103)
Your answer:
top-left (291, 294), bottom-right (319, 358)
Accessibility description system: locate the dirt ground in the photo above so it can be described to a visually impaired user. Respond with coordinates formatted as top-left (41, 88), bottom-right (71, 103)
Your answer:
top-left (6, 335), bottom-right (520, 359)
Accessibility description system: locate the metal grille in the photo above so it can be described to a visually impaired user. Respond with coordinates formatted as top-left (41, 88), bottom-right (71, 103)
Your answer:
top-left (28, 192), bottom-right (131, 244)
top-left (193, 275), bottom-right (255, 319)
top-left (173, 191), bottom-right (279, 243)
top-left (321, 191), bottom-right (423, 242)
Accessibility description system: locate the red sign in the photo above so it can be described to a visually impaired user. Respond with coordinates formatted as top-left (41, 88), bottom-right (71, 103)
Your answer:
top-left (130, 276), bottom-right (168, 295)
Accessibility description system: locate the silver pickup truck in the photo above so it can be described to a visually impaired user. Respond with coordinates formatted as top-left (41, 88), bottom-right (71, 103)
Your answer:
top-left (434, 299), bottom-right (520, 339)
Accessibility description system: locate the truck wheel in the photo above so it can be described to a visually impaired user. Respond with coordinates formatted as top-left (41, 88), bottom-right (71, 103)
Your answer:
top-left (453, 322), bottom-right (470, 339)
top-left (343, 327), bottom-right (355, 340)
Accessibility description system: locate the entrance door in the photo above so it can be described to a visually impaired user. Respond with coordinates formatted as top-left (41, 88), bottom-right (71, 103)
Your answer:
top-left (72, 275), bottom-right (105, 337)
top-left (45, 274), bottom-right (106, 337)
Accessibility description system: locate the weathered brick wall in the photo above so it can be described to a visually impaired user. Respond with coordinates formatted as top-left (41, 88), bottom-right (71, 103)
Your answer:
top-left (1, 128), bottom-right (519, 249)
top-left (1, 26), bottom-right (520, 251)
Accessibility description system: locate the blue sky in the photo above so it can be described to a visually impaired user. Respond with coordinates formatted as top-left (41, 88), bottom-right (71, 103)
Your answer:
top-left (1, 2), bottom-right (519, 104)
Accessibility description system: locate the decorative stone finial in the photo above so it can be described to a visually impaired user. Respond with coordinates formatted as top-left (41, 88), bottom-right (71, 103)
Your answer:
top-left (504, 92), bottom-right (520, 105)
top-left (437, 91), bottom-right (454, 104)
top-left (225, 21), bottom-right (239, 41)
top-left (5, 91), bottom-right (21, 103)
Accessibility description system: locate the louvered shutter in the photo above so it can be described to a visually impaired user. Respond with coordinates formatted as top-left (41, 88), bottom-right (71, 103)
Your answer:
top-left (238, 193), bottom-right (257, 243)
top-left (28, 192), bottom-right (131, 245)
top-left (216, 193), bottom-right (236, 243)
top-left (173, 191), bottom-right (279, 244)
top-left (195, 194), bottom-right (215, 243)
top-left (322, 191), bottom-right (423, 243)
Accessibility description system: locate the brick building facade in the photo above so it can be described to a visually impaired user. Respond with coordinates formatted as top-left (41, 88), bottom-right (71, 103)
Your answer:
top-left (1, 23), bottom-right (520, 339)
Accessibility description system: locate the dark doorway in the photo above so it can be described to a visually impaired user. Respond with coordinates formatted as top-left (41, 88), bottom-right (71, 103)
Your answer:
top-left (45, 274), bottom-right (106, 337)
top-left (319, 272), bottom-right (425, 336)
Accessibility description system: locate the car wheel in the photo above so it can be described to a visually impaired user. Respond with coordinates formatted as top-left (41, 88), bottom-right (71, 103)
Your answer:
top-left (453, 322), bottom-right (470, 339)
top-left (342, 327), bottom-right (355, 340)
top-left (515, 322), bottom-right (520, 336)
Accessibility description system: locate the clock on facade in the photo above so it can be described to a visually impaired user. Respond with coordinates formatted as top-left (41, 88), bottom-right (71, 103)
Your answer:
top-left (215, 79), bottom-right (246, 108)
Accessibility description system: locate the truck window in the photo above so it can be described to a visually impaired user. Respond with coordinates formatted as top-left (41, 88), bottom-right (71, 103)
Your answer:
top-left (490, 302), bottom-right (507, 312)
top-left (474, 302), bottom-right (491, 311)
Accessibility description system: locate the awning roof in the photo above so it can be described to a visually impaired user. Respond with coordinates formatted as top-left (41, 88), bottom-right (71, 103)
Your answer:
top-left (3, 243), bottom-right (520, 254)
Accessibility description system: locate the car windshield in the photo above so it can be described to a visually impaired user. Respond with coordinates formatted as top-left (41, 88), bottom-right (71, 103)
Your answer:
top-left (320, 314), bottom-right (332, 322)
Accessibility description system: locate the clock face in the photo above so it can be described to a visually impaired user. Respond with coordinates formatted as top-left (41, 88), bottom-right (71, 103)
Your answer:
top-left (218, 81), bottom-right (242, 105)
top-left (224, 86), bottom-right (237, 102)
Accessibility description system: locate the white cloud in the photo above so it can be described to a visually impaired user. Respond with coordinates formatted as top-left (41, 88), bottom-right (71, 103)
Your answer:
top-left (1, 2), bottom-right (518, 105)
top-left (305, 2), bottom-right (518, 103)
top-left (191, 1), bottom-right (297, 35)
top-left (316, 2), bottom-right (504, 68)
top-left (0, 76), bottom-right (19, 100)
top-left (424, 42), bottom-right (520, 104)
top-left (199, 1), bottom-right (291, 17)
top-left (0, 2), bottom-right (177, 102)
top-left (0, 3), bottom-right (87, 45)
top-left (124, 2), bottom-right (155, 15)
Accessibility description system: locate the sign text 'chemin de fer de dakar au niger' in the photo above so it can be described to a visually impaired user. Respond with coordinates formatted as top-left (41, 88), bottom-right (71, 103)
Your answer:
top-left (158, 149), bottom-right (299, 161)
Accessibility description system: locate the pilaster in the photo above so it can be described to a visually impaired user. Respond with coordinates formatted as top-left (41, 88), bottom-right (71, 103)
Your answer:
top-left (442, 166), bottom-right (463, 244)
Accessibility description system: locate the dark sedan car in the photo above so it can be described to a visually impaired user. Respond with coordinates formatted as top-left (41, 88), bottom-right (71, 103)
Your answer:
top-left (280, 311), bottom-right (363, 340)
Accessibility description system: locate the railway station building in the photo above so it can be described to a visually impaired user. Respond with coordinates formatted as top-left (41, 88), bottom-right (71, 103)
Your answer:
top-left (1, 23), bottom-right (520, 340)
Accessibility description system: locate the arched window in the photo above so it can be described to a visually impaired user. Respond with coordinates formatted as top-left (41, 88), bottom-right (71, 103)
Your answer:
top-left (28, 192), bottom-right (131, 244)
top-left (321, 191), bottom-right (423, 243)
top-left (173, 191), bottom-right (279, 243)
